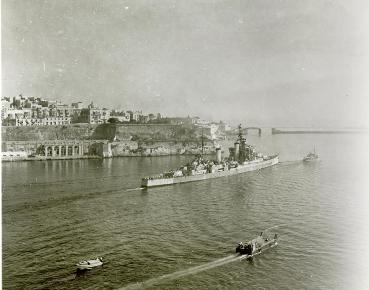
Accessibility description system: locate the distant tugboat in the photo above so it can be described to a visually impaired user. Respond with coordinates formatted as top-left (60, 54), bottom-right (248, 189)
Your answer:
top-left (236, 232), bottom-right (278, 258)
top-left (303, 147), bottom-right (318, 162)
top-left (141, 125), bottom-right (279, 187)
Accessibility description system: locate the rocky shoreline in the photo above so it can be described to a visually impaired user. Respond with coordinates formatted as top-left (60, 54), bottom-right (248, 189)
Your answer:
top-left (2, 123), bottom-right (219, 161)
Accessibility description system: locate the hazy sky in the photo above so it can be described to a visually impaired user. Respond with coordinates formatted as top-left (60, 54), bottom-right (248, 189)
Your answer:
top-left (2, 0), bottom-right (369, 126)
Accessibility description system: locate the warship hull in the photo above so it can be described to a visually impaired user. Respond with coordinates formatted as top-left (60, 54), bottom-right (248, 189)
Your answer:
top-left (141, 155), bottom-right (278, 187)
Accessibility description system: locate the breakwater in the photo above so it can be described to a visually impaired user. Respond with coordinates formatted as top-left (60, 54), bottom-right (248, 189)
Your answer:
top-left (272, 128), bottom-right (369, 134)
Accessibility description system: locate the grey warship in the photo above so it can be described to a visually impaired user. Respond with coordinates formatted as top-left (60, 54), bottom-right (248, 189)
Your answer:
top-left (141, 125), bottom-right (279, 187)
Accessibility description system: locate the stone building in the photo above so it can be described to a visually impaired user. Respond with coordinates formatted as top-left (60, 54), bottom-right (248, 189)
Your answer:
top-left (80, 103), bottom-right (111, 124)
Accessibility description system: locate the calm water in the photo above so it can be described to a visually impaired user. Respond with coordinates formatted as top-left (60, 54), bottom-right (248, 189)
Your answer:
top-left (2, 134), bottom-right (369, 290)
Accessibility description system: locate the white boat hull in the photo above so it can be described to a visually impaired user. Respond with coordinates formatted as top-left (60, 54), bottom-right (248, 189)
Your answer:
top-left (76, 259), bottom-right (103, 270)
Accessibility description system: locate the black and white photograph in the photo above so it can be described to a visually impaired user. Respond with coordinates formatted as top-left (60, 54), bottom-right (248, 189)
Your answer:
top-left (2, 0), bottom-right (369, 289)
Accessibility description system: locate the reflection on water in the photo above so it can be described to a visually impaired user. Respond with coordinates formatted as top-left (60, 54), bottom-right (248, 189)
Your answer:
top-left (2, 134), bottom-right (369, 290)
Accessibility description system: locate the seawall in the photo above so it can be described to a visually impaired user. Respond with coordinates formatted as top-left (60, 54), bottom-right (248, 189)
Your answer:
top-left (114, 124), bottom-right (190, 141)
top-left (1, 123), bottom-right (187, 142)
top-left (1, 124), bottom-right (101, 141)
top-left (1, 124), bottom-right (212, 159)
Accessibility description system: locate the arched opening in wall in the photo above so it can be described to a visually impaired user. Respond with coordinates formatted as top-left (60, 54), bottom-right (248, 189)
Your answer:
top-left (46, 146), bottom-right (52, 156)
top-left (37, 145), bottom-right (45, 156)
top-left (74, 146), bottom-right (79, 155)
top-left (55, 146), bottom-right (60, 156)
top-left (61, 146), bottom-right (66, 156)
top-left (67, 146), bottom-right (73, 156)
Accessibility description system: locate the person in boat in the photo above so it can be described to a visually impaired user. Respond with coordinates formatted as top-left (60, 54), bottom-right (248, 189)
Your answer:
top-left (238, 242), bottom-right (244, 249)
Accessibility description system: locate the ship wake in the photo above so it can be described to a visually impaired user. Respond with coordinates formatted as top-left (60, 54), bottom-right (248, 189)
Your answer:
top-left (125, 187), bottom-right (145, 192)
top-left (119, 254), bottom-right (241, 290)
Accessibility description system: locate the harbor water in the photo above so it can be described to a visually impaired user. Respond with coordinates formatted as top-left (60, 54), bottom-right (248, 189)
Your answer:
top-left (2, 133), bottom-right (369, 289)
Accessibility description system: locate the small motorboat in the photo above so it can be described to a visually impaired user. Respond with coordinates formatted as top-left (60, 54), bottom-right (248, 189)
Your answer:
top-left (236, 232), bottom-right (278, 258)
top-left (76, 257), bottom-right (103, 270)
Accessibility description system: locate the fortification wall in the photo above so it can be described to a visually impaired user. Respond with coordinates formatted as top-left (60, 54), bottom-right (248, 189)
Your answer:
top-left (114, 124), bottom-right (180, 140)
top-left (1, 124), bottom-right (100, 141)
top-left (2, 123), bottom-right (202, 143)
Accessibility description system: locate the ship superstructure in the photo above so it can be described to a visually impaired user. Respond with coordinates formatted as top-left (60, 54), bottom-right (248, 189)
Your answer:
top-left (141, 125), bottom-right (279, 187)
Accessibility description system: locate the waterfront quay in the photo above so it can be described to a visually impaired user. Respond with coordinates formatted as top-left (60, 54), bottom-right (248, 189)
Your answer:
top-left (33, 140), bottom-right (85, 157)
top-left (1, 140), bottom-right (103, 161)
top-left (1, 123), bottom-right (219, 161)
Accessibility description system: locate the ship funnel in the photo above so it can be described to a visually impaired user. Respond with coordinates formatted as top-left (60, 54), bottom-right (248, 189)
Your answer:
top-left (216, 147), bottom-right (222, 163)
top-left (234, 142), bottom-right (240, 161)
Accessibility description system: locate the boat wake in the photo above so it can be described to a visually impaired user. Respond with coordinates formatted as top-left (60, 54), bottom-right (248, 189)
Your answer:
top-left (119, 254), bottom-right (241, 290)
top-left (264, 224), bottom-right (285, 231)
top-left (278, 160), bottom-right (302, 165)
top-left (119, 225), bottom-right (283, 289)
top-left (125, 187), bottom-right (144, 192)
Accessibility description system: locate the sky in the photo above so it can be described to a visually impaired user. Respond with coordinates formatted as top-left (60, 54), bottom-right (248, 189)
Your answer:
top-left (2, 0), bottom-right (369, 127)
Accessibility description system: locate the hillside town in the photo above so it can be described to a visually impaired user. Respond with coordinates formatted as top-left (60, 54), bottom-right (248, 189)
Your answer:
top-left (1, 94), bottom-right (156, 126)
top-left (1, 95), bottom-right (234, 161)
top-left (1, 94), bottom-right (231, 139)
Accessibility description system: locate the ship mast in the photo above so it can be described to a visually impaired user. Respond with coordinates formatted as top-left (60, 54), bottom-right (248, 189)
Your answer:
top-left (238, 124), bottom-right (244, 142)
top-left (201, 128), bottom-right (204, 155)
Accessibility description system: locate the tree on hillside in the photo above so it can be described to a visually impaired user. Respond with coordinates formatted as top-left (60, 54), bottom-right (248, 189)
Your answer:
top-left (108, 117), bottom-right (120, 124)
